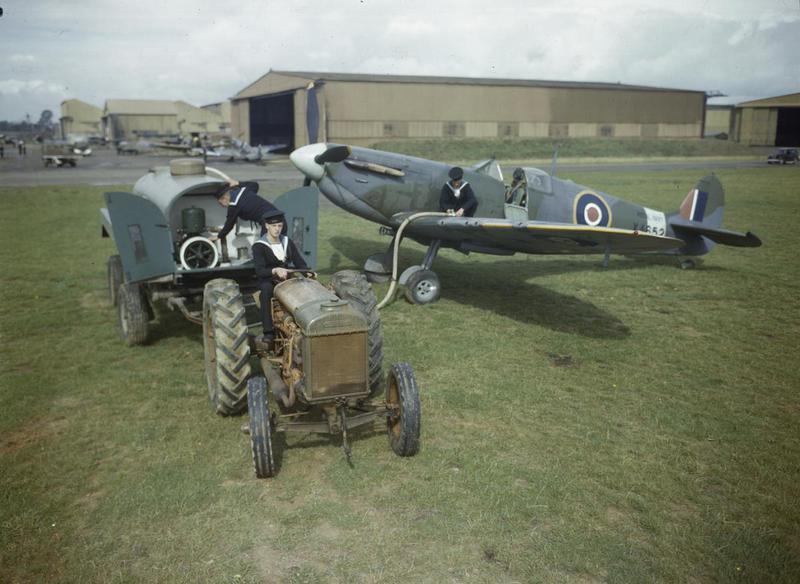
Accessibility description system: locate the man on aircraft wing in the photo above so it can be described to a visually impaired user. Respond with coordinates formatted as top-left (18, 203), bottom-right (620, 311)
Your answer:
top-left (439, 167), bottom-right (478, 217)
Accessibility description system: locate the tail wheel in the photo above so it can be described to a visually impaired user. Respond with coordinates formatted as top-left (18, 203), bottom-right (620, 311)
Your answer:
top-left (118, 282), bottom-right (149, 346)
top-left (386, 362), bottom-right (421, 457)
top-left (330, 270), bottom-right (385, 398)
top-left (404, 269), bottom-right (441, 305)
top-left (247, 377), bottom-right (276, 478)
top-left (203, 279), bottom-right (251, 415)
top-left (107, 255), bottom-right (123, 306)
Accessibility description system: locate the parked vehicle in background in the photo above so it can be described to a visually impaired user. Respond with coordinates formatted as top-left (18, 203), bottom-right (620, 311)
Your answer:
top-left (41, 141), bottom-right (79, 167)
top-left (767, 148), bottom-right (799, 164)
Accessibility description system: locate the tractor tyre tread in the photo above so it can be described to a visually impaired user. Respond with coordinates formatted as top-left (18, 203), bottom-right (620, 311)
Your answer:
top-left (203, 279), bottom-right (251, 416)
top-left (247, 376), bottom-right (276, 478)
top-left (386, 362), bottom-right (421, 457)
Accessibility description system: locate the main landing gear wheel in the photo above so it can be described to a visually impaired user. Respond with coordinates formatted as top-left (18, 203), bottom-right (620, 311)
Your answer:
top-left (118, 282), bottom-right (149, 346)
top-left (107, 254), bottom-right (123, 306)
top-left (331, 270), bottom-right (385, 397)
top-left (404, 269), bottom-right (441, 305)
top-left (386, 362), bottom-right (421, 457)
top-left (203, 279), bottom-right (251, 416)
top-left (247, 376), bottom-right (276, 478)
top-left (180, 236), bottom-right (219, 270)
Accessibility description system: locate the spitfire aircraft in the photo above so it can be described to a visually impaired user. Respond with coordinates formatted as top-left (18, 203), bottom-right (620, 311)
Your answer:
top-left (290, 143), bottom-right (761, 304)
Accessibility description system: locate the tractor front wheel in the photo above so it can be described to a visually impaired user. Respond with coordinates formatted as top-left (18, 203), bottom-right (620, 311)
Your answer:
top-left (386, 362), bottom-right (421, 457)
top-left (247, 376), bottom-right (276, 478)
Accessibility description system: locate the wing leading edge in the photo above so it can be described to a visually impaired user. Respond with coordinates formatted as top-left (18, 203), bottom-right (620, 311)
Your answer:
top-left (390, 214), bottom-right (685, 255)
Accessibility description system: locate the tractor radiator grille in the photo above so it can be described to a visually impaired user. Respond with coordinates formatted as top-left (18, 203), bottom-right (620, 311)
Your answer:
top-left (306, 332), bottom-right (368, 400)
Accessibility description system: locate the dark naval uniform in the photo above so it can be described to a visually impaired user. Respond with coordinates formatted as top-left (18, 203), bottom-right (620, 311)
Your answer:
top-left (252, 234), bottom-right (309, 334)
top-left (439, 180), bottom-right (478, 217)
top-left (218, 182), bottom-right (278, 240)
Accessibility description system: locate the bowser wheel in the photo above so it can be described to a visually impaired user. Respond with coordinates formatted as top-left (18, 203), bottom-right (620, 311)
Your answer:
top-left (247, 376), bottom-right (276, 478)
top-left (107, 254), bottom-right (123, 306)
top-left (331, 270), bottom-right (385, 398)
top-left (386, 362), bottom-right (421, 457)
top-left (203, 279), bottom-right (251, 416)
top-left (118, 282), bottom-right (149, 346)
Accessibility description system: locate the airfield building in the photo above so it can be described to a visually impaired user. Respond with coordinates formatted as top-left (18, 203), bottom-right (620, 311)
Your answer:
top-left (102, 100), bottom-right (225, 142)
top-left (731, 92), bottom-right (800, 146)
top-left (230, 70), bottom-right (707, 150)
top-left (59, 99), bottom-right (103, 141)
top-left (202, 101), bottom-right (232, 133)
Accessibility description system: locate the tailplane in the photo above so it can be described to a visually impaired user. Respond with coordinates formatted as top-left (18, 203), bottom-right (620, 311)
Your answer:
top-left (667, 175), bottom-right (761, 255)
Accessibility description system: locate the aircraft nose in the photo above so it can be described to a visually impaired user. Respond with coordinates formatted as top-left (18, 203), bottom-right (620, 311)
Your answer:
top-left (290, 143), bottom-right (327, 182)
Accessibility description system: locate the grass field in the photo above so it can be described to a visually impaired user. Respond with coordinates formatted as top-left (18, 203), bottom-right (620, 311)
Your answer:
top-left (1, 166), bottom-right (799, 583)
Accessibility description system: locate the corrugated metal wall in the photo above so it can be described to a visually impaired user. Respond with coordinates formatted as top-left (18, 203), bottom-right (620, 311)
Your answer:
top-left (106, 115), bottom-right (178, 140)
top-left (734, 107), bottom-right (779, 145)
top-left (320, 81), bottom-right (703, 145)
top-left (232, 72), bottom-right (706, 147)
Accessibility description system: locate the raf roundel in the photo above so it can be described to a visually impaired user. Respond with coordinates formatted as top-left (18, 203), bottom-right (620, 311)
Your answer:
top-left (574, 191), bottom-right (612, 227)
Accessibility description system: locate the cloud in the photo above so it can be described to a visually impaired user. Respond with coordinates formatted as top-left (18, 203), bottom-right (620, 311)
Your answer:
top-left (0, 79), bottom-right (68, 95)
top-left (8, 54), bottom-right (37, 64)
top-left (0, 0), bottom-right (798, 121)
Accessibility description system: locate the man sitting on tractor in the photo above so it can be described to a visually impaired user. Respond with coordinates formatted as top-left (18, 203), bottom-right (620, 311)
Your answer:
top-left (252, 209), bottom-right (309, 345)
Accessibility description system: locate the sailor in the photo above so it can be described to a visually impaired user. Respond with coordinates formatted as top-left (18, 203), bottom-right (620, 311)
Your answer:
top-left (210, 179), bottom-right (278, 244)
top-left (252, 209), bottom-right (309, 345)
top-left (439, 167), bottom-right (478, 217)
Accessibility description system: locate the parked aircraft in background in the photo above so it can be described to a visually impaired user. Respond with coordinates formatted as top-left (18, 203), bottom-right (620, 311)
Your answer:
top-left (290, 143), bottom-right (761, 304)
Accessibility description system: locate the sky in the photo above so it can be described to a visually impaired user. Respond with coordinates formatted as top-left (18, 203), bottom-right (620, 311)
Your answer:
top-left (0, 0), bottom-right (798, 122)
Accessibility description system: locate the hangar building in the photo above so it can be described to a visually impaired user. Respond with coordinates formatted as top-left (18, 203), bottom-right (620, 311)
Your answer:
top-left (59, 99), bottom-right (102, 140)
top-left (230, 70), bottom-right (707, 150)
top-left (102, 100), bottom-right (224, 141)
top-left (731, 93), bottom-right (800, 146)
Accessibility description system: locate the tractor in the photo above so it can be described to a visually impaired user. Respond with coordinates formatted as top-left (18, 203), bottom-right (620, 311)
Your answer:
top-left (202, 270), bottom-right (421, 477)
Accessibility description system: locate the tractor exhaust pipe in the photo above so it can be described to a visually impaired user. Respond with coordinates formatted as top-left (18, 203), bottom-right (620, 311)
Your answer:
top-left (260, 358), bottom-right (293, 408)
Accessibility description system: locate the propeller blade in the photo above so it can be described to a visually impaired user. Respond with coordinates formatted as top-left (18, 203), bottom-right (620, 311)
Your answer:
top-left (303, 177), bottom-right (312, 187)
top-left (314, 145), bottom-right (350, 164)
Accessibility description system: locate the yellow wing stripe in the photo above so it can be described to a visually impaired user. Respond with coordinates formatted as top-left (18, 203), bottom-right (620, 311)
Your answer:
top-left (478, 221), bottom-right (680, 242)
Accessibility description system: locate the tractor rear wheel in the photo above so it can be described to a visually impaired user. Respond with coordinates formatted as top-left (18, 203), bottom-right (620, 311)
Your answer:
top-left (118, 282), bottom-right (149, 346)
top-left (107, 255), bottom-right (123, 306)
top-left (331, 270), bottom-right (385, 398)
top-left (247, 376), bottom-right (276, 478)
top-left (386, 362), bottom-right (421, 457)
top-left (203, 279), bottom-right (251, 416)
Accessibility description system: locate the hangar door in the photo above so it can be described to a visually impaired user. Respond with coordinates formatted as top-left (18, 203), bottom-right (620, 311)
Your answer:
top-left (249, 92), bottom-right (294, 152)
top-left (775, 108), bottom-right (800, 146)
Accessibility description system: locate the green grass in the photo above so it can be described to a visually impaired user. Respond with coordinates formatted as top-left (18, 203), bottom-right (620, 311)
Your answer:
top-left (371, 137), bottom-right (757, 162)
top-left (1, 167), bottom-right (799, 582)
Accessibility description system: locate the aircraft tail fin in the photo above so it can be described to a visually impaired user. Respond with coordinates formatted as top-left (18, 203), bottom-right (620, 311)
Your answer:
top-left (667, 175), bottom-right (761, 253)
top-left (674, 175), bottom-right (725, 228)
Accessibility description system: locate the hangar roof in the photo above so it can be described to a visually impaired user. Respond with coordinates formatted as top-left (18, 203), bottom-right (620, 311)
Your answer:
top-left (737, 92), bottom-right (800, 108)
top-left (233, 69), bottom-right (705, 100)
top-left (266, 69), bottom-right (703, 94)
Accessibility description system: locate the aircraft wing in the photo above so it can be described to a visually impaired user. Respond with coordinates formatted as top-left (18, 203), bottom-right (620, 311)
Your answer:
top-left (390, 214), bottom-right (684, 254)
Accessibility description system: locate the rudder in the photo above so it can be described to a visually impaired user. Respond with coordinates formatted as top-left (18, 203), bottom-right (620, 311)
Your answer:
top-left (677, 174), bottom-right (724, 228)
